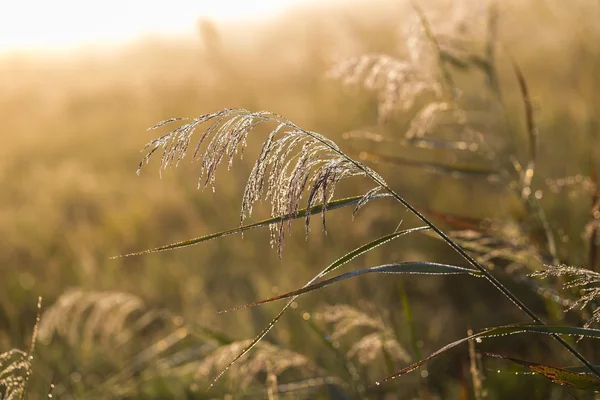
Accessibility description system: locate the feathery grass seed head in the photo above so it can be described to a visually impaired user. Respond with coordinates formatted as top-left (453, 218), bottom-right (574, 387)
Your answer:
top-left (139, 109), bottom-right (384, 256)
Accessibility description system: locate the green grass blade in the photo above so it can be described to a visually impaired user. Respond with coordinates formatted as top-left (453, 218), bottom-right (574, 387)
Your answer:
top-left (419, 208), bottom-right (485, 230)
top-left (359, 151), bottom-right (500, 181)
top-left (222, 262), bottom-right (482, 312)
top-left (561, 366), bottom-right (600, 374)
top-left (112, 195), bottom-right (389, 258)
top-left (485, 353), bottom-right (600, 391)
top-left (511, 57), bottom-right (536, 170)
top-left (398, 281), bottom-right (421, 361)
top-left (376, 324), bottom-right (600, 386)
top-left (401, 137), bottom-right (479, 152)
top-left (589, 163), bottom-right (599, 271)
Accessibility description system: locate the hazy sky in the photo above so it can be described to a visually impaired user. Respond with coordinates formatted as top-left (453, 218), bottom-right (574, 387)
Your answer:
top-left (0, 0), bottom-right (317, 51)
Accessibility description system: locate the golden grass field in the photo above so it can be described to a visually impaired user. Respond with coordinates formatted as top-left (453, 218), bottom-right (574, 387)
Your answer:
top-left (1, 0), bottom-right (600, 398)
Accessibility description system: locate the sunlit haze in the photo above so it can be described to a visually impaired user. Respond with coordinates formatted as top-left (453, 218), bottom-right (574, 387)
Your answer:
top-left (0, 0), bottom-right (319, 52)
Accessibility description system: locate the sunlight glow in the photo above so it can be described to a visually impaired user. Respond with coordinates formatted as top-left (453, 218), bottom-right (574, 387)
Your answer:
top-left (0, 0), bottom-right (315, 51)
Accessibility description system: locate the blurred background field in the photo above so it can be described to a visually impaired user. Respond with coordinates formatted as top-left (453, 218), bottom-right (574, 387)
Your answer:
top-left (1, 0), bottom-right (600, 398)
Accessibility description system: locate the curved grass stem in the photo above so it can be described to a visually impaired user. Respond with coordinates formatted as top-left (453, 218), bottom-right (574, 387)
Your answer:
top-left (280, 117), bottom-right (600, 379)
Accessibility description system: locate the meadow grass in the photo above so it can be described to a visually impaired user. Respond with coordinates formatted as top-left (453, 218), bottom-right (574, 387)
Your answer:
top-left (2, 0), bottom-right (600, 398)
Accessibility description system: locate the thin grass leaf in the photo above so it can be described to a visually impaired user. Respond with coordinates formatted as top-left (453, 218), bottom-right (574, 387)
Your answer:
top-left (112, 195), bottom-right (388, 258)
top-left (206, 226), bottom-right (428, 390)
top-left (359, 151), bottom-right (500, 181)
top-left (420, 208), bottom-right (485, 230)
top-left (376, 324), bottom-right (600, 386)
top-left (468, 329), bottom-right (485, 400)
top-left (398, 281), bottom-right (421, 361)
top-left (222, 262), bottom-right (482, 312)
top-left (402, 137), bottom-right (480, 152)
top-left (510, 57), bottom-right (537, 200)
top-left (484, 353), bottom-right (600, 391)
top-left (561, 366), bottom-right (600, 374)
top-left (589, 163), bottom-right (599, 271)
top-left (343, 130), bottom-right (479, 153)
top-left (410, 2), bottom-right (456, 99)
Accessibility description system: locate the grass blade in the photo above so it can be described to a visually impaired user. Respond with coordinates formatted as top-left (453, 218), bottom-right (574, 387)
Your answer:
top-left (376, 324), bottom-right (600, 386)
top-left (510, 57), bottom-right (537, 199)
top-left (485, 353), bottom-right (600, 391)
top-left (112, 195), bottom-right (389, 258)
top-left (589, 162), bottom-right (599, 271)
top-left (359, 151), bottom-right (500, 181)
top-left (221, 262), bottom-right (482, 312)
top-left (419, 208), bottom-right (485, 230)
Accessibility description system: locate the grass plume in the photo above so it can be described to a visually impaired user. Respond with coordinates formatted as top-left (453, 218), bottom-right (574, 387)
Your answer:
top-left (138, 109), bottom-right (385, 255)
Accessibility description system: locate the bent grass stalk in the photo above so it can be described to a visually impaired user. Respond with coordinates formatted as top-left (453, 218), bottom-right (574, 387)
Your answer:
top-left (134, 109), bottom-right (599, 385)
